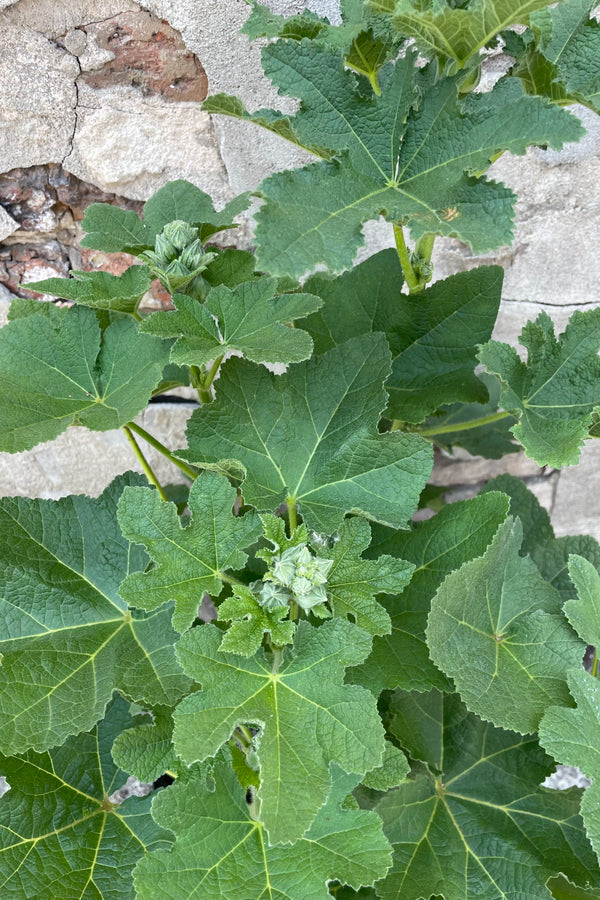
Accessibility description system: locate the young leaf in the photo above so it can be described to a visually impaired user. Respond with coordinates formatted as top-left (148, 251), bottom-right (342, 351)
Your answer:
top-left (480, 474), bottom-right (600, 600)
top-left (0, 696), bottom-right (173, 898)
top-left (386, 0), bottom-right (554, 68)
top-left (0, 473), bottom-right (191, 756)
top-left (117, 471), bottom-right (262, 633)
top-left (133, 756), bottom-right (392, 899)
top-left (111, 706), bottom-right (177, 784)
top-left (479, 308), bottom-right (600, 467)
top-left (173, 619), bottom-right (385, 844)
top-left (347, 492), bottom-right (510, 695)
top-left (208, 41), bottom-right (583, 276)
top-left (305, 258), bottom-right (503, 422)
top-left (427, 516), bottom-right (585, 733)
top-left (530, 0), bottom-right (600, 111)
top-left (22, 264), bottom-right (152, 316)
top-left (140, 277), bottom-right (323, 366)
top-left (539, 668), bottom-right (600, 867)
top-left (177, 333), bottom-right (433, 532)
top-left (376, 688), bottom-right (600, 900)
top-left (81, 180), bottom-right (251, 253)
top-left (217, 585), bottom-right (296, 656)
top-left (0, 303), bottom-right (170, 453)
top-left (319, 516), bottom-right (415, 636)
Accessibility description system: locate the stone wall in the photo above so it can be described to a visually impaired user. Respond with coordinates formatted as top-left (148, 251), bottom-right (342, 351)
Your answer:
top-left (0, 0), bottom-right (599, 541)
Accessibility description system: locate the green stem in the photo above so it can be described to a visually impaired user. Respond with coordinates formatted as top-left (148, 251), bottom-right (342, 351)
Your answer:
top-left (122, 426), bottom-right (168, 501)
top-left (592, 651), bottom-right (599, 679)
top-left (219, 571), bottom-right (245, 587)
top-left (393, 224), bottom-right (420, 292)
top-left (203, 354), bottom-right (225, 390)
top-left (390, 420), bottom-right (403, 432)
top-left (126, 421), bottom-right (199, 480)
top-left (272, 647), bottom-right (283, 674)
top-left (289, 600), bottom-right (299, 622)
top-left (286, 497), bottom-right (297, 535)
top-left (418, 411), bottom-right (512, 438)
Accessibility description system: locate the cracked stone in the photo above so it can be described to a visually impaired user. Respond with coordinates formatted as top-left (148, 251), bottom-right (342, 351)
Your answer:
top-left (0, 26), bottom-right (79, 171)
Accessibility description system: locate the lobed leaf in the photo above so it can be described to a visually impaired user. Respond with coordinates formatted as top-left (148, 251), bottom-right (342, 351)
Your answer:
top-left (376, 688), bottom-right (600, 899)
top-left (178, 333), bottom-right (433, 533)
top-left (347, 491), bottom-right (509, 695)
top-left (0, 303), bottom-right (170, 453)
top-left (217, 585), bottom-right (296, 657)
top-left (564, 554), bottom-right (600, 648)
top-left (111, 706), bottom-right (177, 785)
top-left (117, 471), bottom-right (262, 633)
top-left (0, 695), bottom-right (173, 898)
top-left (23, 265), bottom-right (152, 316)
top-left (140, 277), bottom-right (322, 366)
top-left (304, 255), bottom-right (503, 422)
top-left (479, 308), bottom-right (600, 467)
top-left (134, 755), bottom-right (392, 899)
top-left (173, 618), bottom-right (385, 844)
top-left (0, 473), bottom-right (190, 756)
top-left (539, 668), bottom-right (600, 867)
top-left (427, 516), bottom-right (585, 733)
top-left (208, 40), bottom-right (583, 277)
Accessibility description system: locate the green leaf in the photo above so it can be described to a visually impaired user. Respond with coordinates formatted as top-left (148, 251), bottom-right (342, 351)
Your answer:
top-left (564, 555), bottom-right (600, 647)
top-left (479, 309), bottom-right (600, 467)
top-left (202, 247), bottom-right (257, 288)
top-left (362, 741), bottom-right (410, 791)
top-left (0, 473), bottom-right (191, 755)
top-left (376, 688), bottom-right (600, 900)
top-left (347, 492), bottom-right (509, 695)
top-left (117, 471), bottom-right (262, 633)
top-left (0, 303), bottom-right (170, 453)
top-left (305, 257), bottom-right (503, 422)
top-left (21, 265), bottom-right (152, 316)
top-left (177, 334), bottom-right (433, 533)
top-left (141, 180), bottom-right (251, 242)
top-left (133, 755), bottom-right (392, 899)
top-left (0, 696), bottom-right (173, 898)
top-left (81, 181), bottom-right (251, 253)
top-left (140, 277), bottom-right (322, 366)
top-left (217, 585), bottom-right (296, 656)
top-left (480, 474), bottom-right (600, 601)
top-left (532, 0), bottom-right (600, 111)
top-left (80, 204), bottom-right (155, 253)
top-left (111, 706), bottom-right (177, 784)
top-left (173, 619), bottom-right (385, 844)
top-left (539, 668), bottom-right (600, 868)
top-left (209, 40), bottom-right (583, 276)
top-left (426, 516), bottom-right (584, 733)
top-left (386, 0), bottom-right (555, 68)
top-left (419, 372), bottom-right (520, 458)
top-left (320, 516), bottom-right (415, 636)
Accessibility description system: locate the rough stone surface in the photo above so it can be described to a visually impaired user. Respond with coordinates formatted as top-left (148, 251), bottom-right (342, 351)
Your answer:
top-left (0, 207), bottom-right (18, 242)
top-left (0, 27), bottom-right (79, 171)
top-left (0, 404), bottom-right (195, 500)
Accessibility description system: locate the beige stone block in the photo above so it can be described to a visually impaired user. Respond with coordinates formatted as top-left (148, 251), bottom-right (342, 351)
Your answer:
top-left (552, 440), bottom-right (600, 541)
top-left (0, 207), bottom-right (18, 241)
top-left (64, 84), bottom-right (230, 202)
top-left (1, 0), bottom-right (139, 35)
top-left (0, 26), bottom-right (78, 170)
top-left (430, 447), bottom-right (543, 488)
top-left (0, 404), bottom-right (194, 500)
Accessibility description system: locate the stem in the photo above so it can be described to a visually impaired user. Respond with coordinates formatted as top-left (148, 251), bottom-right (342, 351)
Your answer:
top-left (390, 420), bottom-right (403, 432)
top-left (122, 426), bottom-right (168, 501)
top-left (393, 224), bottom-right (420, 292)
top-left (126, 421), bottom-right (199, 480)
top-left (219, 571), bottom-right (245, 587)
top-left (286, 497), bottom-right (297, 535)
top-left (272, 647), bottom-right (283, 674)
top-left (198, 386), bottom-right (213, 404)
top-left (238, 725), bottom-right (253, 745)
top-left (203, 354), bottom-right (225, 390)
top-left (592, 651), bottom-right (599, 679)
top-left (289, 600), bottom-right (299, 622)
top-left (418, 411), bottom-right (512, 438)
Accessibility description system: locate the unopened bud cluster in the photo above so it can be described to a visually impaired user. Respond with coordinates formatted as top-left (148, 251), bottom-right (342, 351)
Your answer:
top-left (256, 544), bottom-right (333, 612)
top-left (141, 220), bottom-right (215, 294)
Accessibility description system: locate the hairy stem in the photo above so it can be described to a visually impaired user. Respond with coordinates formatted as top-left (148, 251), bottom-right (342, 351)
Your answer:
top-left (418, 411), bottom-right (512, 437)
top-left (122, 426), bottom-right (168, 501)
top-left (126, 421), bottom-right (199, 480)
top-left (286, 497), bottom-right (297, 535)
top-left (393, 224), bottom-right (420, 292)
top-left (415, 232), bottom-right (435, 268)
